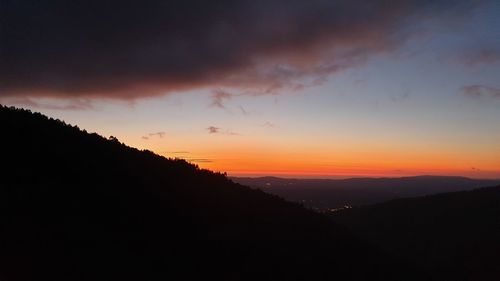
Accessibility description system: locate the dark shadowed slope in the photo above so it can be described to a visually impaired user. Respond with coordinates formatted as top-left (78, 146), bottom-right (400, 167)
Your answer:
top-left (332, 186), bottom-right (500, 281)
top-left (232, 176), bottom-right (500, 210)
top-left (0, 106), bottom-right (424, 281)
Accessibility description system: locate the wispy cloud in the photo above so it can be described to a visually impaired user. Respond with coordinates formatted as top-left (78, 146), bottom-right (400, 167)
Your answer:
top-left (207, 126), bottom-right (220, 134)
top-left (0, 97), bottom-right (93, 111)
top-left (261, 121), bottom-right (276, 128)
top-left (461, 85), bottom-right (500, 99)
top-left (166, 151), bottom-right (190, 154)
top-left (206, 126), bottom-right (239, 135)
top-left (210, 89), bottom-right (233, 109)
top-left (458, 49), bottom-right (500, 66)
top-left (389, 91), bottom-right (411, 103)
top-left (187, 158), bottom-right (214, 163)
top-left (149, 132), bottom-right (166, 138)
top-left (210, 90), bottom-right (252, 115)
top-left (238, 105), bottom-right (249, 115)
top-left (142, 131), bottom-right (166, 140)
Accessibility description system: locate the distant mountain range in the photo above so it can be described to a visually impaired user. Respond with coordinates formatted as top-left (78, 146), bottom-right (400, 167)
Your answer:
top-left (232, 176), bottom-right (500, 210)
top-left (0, 105), bottom-right (419, 281)
top-left (332, 185), bottom-right (500, 281)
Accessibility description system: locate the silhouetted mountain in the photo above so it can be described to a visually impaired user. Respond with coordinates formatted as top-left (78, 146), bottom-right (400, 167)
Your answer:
top-left (332, 186), bottom-right (500, 281)
top-left (0, 105), bottom-right (423, 281)
top-left (232, 176), bottom-right (500, 210)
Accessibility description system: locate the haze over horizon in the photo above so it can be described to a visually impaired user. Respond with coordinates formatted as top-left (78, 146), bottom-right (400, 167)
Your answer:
top-left (2, 0), bottom-right (499, 179)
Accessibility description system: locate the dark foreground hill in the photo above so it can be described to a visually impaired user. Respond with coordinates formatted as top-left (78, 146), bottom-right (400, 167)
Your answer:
top-left (332, 186), bottom-right (500, 281)
top-left (0, 106), bottom-right (422, 281)
top-left (232, 176), bottom-right (500, 210)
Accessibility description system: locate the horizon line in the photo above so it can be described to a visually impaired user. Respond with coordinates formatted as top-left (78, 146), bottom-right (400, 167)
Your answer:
top-left (227, 173), bottom-right (500, 181)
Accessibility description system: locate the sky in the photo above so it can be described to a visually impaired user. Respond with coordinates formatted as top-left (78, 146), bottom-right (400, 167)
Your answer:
top-left (1, 0), bottom-right (500, 178)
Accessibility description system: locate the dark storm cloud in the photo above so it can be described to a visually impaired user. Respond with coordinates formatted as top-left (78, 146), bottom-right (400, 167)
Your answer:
top-left (0, 0), bottom-right (477, 99)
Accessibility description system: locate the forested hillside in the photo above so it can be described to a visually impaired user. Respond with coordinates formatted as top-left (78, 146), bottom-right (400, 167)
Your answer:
top-left (0, 106), bottom-right (420, 281)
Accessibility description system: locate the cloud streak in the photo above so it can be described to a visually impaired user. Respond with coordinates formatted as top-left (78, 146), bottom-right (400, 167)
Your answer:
top-left (210, 89), bottom-right (233, 109)
top-left (149, 132), bottom-right (166, 138)
top-left (142, 131), bottom-right (166, 140)
top-left (207, 126), bottom-right (239, 135)
top-left (0, 0), bottom-right (479, 100)
top-left (262, 121), bottom-right (276, 128)
top-left (462, 85), bottom-right (500, 99)
top-left (207, 126), bottom-right (220, 134)
top-left (187, 158), bottom-right (214, 163)
top-left (458, 49), bottom-right (500, 66)
top-left (0, 97), bottom-right (93, 110)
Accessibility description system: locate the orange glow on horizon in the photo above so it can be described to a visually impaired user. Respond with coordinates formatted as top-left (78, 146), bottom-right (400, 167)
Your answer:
top-left (207, 165), bottom-right (500, 179)
top-left (154, 147), bottom-right (500, 179)
top-left (109, 128), bottom-right (500, 180)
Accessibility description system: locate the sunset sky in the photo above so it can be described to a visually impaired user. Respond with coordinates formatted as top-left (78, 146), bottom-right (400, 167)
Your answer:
top-left (1, 0), bottom-right (499, 178)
